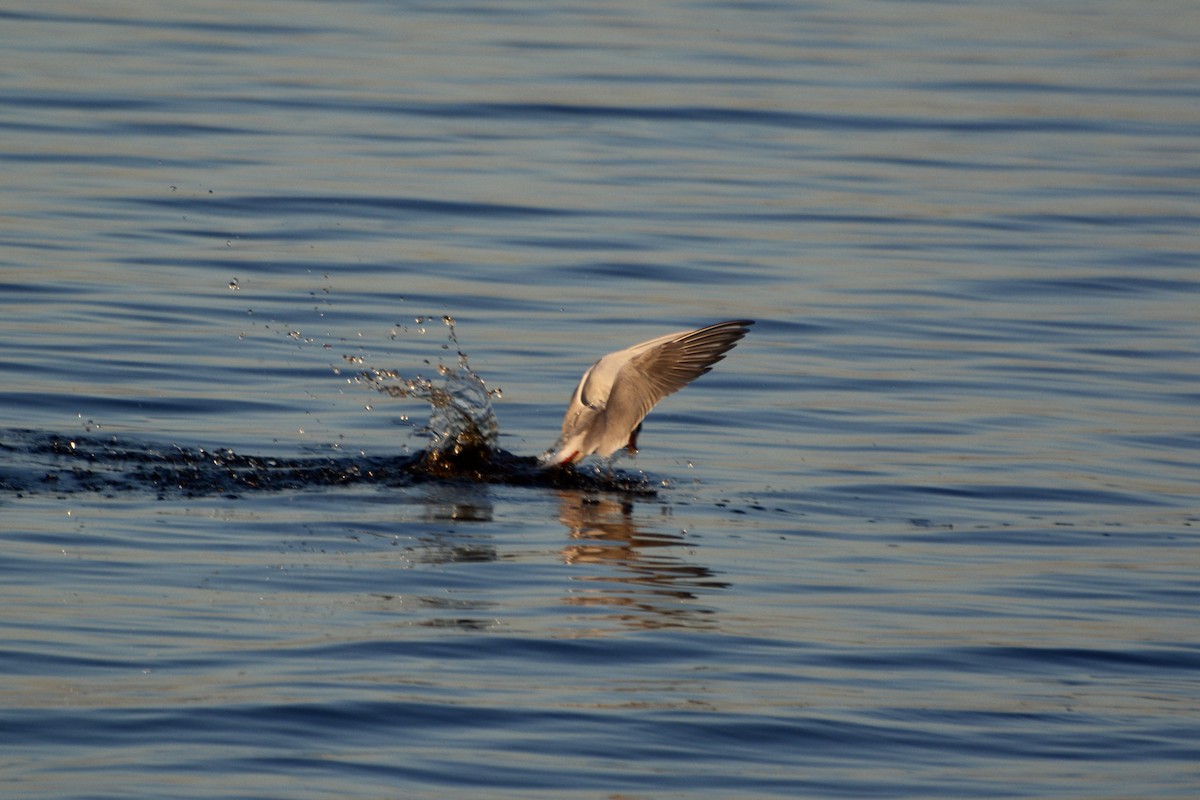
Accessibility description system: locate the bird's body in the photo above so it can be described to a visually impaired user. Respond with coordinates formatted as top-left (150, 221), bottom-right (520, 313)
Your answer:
top-left (542, 320), bottom-right (754, 467)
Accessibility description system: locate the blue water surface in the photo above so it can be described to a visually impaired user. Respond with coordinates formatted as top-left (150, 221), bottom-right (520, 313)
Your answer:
top-left (2, 1), bottom-right (1198, 798)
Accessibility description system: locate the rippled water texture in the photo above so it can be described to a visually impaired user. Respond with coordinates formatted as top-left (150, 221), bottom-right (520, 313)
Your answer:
top-left (2, 1), bottom-right (1198, 798)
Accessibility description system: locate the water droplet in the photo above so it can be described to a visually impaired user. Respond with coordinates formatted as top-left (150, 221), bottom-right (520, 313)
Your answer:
top-left (357, 321), bottom-right (499, 455)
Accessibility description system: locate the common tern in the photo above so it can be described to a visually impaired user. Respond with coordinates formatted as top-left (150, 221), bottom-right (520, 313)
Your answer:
top-left (542, 319), bottom-right (754, 467)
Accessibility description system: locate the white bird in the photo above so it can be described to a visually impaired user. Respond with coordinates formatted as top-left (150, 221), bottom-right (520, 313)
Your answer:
top-left (542, 319), bottom-right (754, 467)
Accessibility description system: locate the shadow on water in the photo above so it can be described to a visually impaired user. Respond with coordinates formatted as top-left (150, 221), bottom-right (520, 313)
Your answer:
top-left (0, 429), bottom-right (655, 498)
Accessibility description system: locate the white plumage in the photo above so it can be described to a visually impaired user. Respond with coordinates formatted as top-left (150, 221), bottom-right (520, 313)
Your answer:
top-left (542, 320), bottom-right (753, 466)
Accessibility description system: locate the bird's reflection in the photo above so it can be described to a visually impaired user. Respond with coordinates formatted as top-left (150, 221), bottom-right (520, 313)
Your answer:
top-left (555, 491), bottom-right (729, 630)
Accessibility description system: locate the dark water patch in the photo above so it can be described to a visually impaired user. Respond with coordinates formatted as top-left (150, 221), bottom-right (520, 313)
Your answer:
top-left (384, 100), bottom-right (1148, 136)
top-left (234, 633), bottom-right (726, 676)
top-left (148, 225), bottom-right (368, 244)
top-left (850, 153), bottom-right (1015, 172)
top-left (919, 79), bottom-right (1200, 100)
top-left (0, 647), bottom-right (147, 676)
top-left (0, 281), bottom-right (82, 297)
top-left (901, 522), bottom-right (1193, 549)
top-left (1097, 248), bottom-right (1200, 269)
top-left (0, 705), bottom-right (895, 797)
top-left (0, 391), bottom-right (283, 420)
top-left (824, 644), bottom-right (1200, 680)
top-left (129, 194), bottom-right (583, 220)
top-left (1112, 432), bottom-right (1200, 453)
top-left (839, 481), bottom-right (1170, 509)
top-left (570, 260), bottom-right (763, 284)
top-left (126, 256), bottom-right (400, 275)
top-left (503, 236), bottom-right (645, 252)
top-left (0, 7), bottom-right (329, 36)
top-left (0, 152), bottom-right (218, 169)
top-left (0, 430), bottom-right (655, 499)
top-left (9, 695), bottom-right (1192, 797)
top-left (236, 94), bottom-right (1170, 137)
top-left (0, 90), bottom-right (162, 113)
top-left (958, 274), bottom-right (1200, 300)
top-left (110, 120), bottom-right (259, 137)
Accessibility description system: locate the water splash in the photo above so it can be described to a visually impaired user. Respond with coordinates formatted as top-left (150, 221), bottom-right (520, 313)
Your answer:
top-left (354, 316), bottom-right (503, 473)
top-left (342, 317), bottom-right (649, 491)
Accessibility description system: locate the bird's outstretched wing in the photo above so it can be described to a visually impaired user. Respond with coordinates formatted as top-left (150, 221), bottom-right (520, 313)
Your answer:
top-left (603, 319), bottom-right (754, 445)
top-left (545, 319), bottom-right (753, 465)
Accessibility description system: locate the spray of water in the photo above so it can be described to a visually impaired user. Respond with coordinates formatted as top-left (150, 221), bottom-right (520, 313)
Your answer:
top-left (353, 316), bottom-right (503, 473)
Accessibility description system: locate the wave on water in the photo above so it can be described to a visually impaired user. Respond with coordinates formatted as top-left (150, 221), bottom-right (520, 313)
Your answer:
top-left (0, 317), bottom-right (654, 498)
